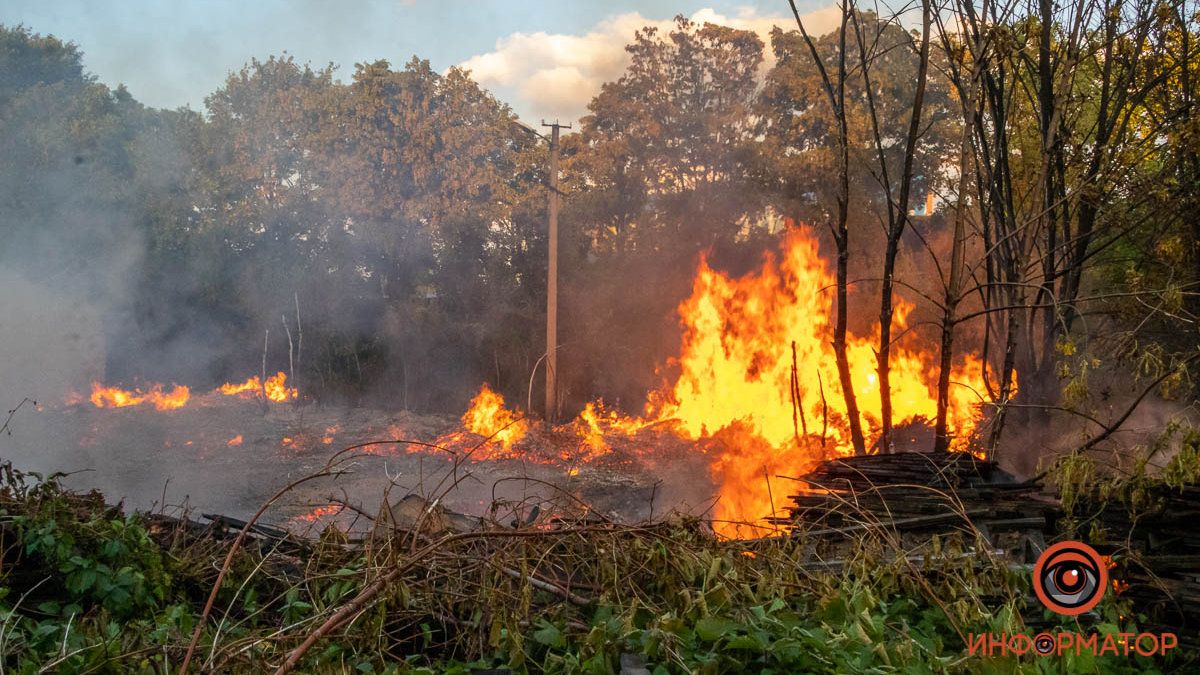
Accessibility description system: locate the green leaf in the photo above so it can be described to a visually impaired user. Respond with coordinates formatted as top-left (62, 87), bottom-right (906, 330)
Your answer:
top-left (694, 616), bottom-right (740, 642)
top-left (726, 633), bottom-right (766, 652)
top-left (532, 620), bottom-right (565, 648)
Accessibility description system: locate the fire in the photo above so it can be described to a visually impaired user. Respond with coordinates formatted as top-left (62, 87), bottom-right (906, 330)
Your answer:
top-left (441, 229), bottom-right (992, 537)
top-left (648, 227), bottom-right (989, 534)
top-left (78, 371), bottom-right (299, 413)
top-left (88, 382), bottom-right (190, 411)
top-left (573, 401), bottom-right (644, 460)
top-left (461, 384), bottom-right (528, 451)
top-left (218, 372), bottom-right (297, 402)
top-left (227, 434), bottom-right (244, 447)
top-left (296, 504), bottom-right (343, 523)
top-left (217, 378), bottom-right (258, 397)
top-left (71, 227), bottom-right (989, 541)
top-left (576, 402), bottom-right (610, 457)
top-left (264, 372), bottom-right (298, 402)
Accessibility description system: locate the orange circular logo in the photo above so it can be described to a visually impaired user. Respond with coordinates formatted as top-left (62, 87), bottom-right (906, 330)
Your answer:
top-left (1033, 541), bottom-right (1107, 616)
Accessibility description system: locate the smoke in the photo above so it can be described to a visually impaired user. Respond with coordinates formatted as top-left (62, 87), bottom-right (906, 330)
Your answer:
top-left (0, 272), bottom-right (107, 401)
top-left (999, 367), bottom-right (1200, 478)
top-left (0, 147), bottom-right (144, 402)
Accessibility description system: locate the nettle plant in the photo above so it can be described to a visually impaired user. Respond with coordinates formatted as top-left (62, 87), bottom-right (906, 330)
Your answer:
top-left (1, 468), bottom-right (170, 619)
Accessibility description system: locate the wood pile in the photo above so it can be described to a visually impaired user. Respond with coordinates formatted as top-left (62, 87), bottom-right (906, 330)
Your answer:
top-left (1074, 483), bottom-right (1200, 649)
top-left (774, 451), bottom-right (1200, 645)
top-left (770, 451), bottom-right (1059, 563)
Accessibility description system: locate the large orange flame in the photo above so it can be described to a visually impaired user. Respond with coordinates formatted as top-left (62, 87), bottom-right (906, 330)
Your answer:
top-left (648, 227), bottom-right (988, 534)
top-left (655, 229), bottom-right (983, 446)
top-left (461, 384), bottom-right (529, 451)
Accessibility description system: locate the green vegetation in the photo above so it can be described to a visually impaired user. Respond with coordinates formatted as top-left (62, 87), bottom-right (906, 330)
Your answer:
top-left (0, 461), bottom-right (1186, 673)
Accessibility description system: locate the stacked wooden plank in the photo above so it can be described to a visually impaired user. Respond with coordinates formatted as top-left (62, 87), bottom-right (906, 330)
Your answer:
top-left (775, 452), bottom-right (1198, 644)
top-left (771, 451), bottom-right (1058, 563)
top-left (1074, 483), bottom-right (1200, 649)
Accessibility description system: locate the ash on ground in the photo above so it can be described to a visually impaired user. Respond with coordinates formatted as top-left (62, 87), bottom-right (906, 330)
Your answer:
top-left (0, 397), bottom-right (716, 534)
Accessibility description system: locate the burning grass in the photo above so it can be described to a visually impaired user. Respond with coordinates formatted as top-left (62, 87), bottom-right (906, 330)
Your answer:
top-left (73, 371), bottom-right (299, 413)
top-left (62, 227), bottom-right (1003, 540)
top-left (0, 447), bottom-right (1190, 673)
top-left (87, 382), bottom-right (191, 411)
top-left (443, 227), bottom-right (1001, 536)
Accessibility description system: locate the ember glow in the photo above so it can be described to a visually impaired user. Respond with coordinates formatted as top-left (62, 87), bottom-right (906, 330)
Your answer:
top-left (296, 504), bottom-right (343, 523)
top-left (88, 382), bottom-right (190, 411)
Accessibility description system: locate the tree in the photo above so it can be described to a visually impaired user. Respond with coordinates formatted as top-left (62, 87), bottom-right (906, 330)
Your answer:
top-left (572, 15), bottom-right (764, 253)
top-left (929, 0), bottom-right (1200, 458)
top-left (0, 25), bottom-right (85, 108)
top-left (774, 1), bottom-right (866, 454)
top-left (558, 16), bottom-right (770, 410)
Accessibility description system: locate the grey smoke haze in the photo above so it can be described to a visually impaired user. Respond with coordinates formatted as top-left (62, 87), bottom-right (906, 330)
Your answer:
top-left (0, 150), bottom-right (142, 401)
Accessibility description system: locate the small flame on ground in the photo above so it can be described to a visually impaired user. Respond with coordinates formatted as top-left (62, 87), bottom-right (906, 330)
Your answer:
top-left (572, 401), bottom-right (644, 460)
top-left (227, 434), bottom-right (244, 447)
top-left (216, 378), bottom-right (259, 397)
top-left (78, 371), bottom-right (298, 413)
top-left (88, 382), bottom-right (190, 411)
top-left (218, 372), bottom-right (297, 402)
top-left (576, 402), bottom-right (610, 457)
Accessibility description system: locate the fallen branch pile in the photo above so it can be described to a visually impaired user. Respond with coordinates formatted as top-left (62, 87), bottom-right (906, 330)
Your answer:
top-left (770, 451), bottom-right (1058, 563)
top-left (3, 450), bottom-right (1196, 671)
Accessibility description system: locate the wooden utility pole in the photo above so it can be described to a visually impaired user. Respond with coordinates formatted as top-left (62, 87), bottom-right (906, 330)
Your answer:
top-left (543, 120), bottom-right (569, 423)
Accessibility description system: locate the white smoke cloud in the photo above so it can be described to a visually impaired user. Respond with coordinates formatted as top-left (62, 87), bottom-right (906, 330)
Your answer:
top-left (458, 5), bottom-right (842, 124)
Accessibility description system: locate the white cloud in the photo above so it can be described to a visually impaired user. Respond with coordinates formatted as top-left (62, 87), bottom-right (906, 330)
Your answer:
top-left (458, 5), bottom-right (841, 125)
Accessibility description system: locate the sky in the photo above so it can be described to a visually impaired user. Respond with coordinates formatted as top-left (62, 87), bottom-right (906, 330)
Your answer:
top-left (0, 0), bottom-right (839, 123)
